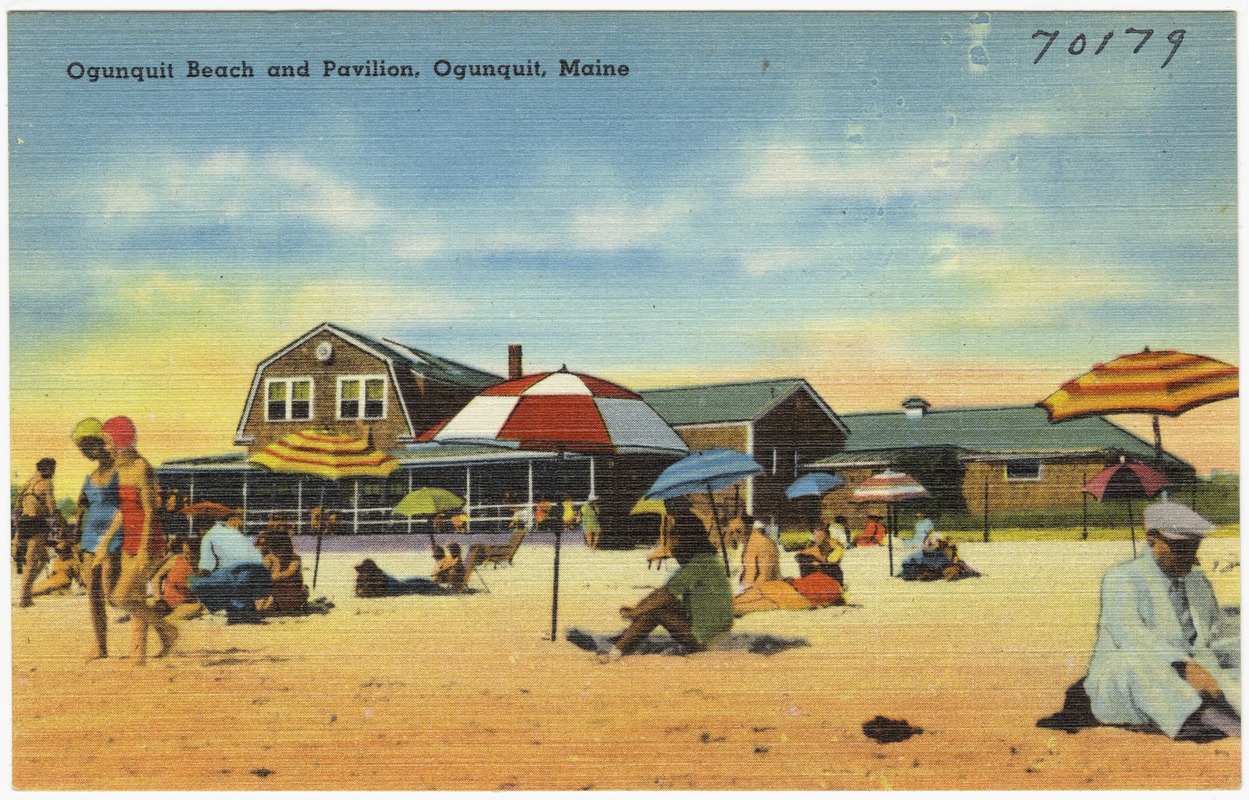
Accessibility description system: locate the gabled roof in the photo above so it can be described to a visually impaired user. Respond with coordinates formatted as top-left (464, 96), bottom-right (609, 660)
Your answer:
top-left (639, 378), bottom-right (849, 434)
top-left (235, 322), bottom-right (502, 444)
top-left (812, 405), bottom-right (1187, 468)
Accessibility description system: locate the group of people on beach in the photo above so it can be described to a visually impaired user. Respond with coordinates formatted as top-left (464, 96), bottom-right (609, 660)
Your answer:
top-left (12, 417), bottom-right (312, 664)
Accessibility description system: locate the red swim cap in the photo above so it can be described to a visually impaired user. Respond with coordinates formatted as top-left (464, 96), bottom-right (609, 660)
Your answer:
top-left (102, 416), bottom-right (137, 450)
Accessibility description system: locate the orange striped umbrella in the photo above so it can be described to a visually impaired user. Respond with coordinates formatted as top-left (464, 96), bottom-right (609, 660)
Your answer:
top-left (249, 429), bottom-right (399, 480)
top-left (249, 429), bottom-right (399, 589)
top-left (1039, 348), bottom-right (1238, 461)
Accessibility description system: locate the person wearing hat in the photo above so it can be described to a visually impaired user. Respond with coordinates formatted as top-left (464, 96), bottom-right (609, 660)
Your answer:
top-left (580, 495), bottom-right (601, 549)
top-left (1039, 500), bottom-right (1240, 741)
top-left (72, 418), bottom-right (124, 660)
top-left (740, 517), bottom-right (781, 589)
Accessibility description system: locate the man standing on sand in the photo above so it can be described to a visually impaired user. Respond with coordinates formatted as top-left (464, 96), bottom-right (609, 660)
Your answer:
top-left (581, 495), bottom-right (601, 549)
top-left (1039, 500), bottom-right (1240, 741)
top-left (16, 458), bottom-right (61, 607)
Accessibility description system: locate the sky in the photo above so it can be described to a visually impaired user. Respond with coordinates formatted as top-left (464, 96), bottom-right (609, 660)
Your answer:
top-left (8, 10), bottom-right (1240, 494)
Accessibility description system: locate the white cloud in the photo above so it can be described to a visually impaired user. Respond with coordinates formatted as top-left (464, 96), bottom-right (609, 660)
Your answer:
top-left (94, 150), bottom-right (381, 232)
top-left (569, 198), bottom-right (692, 250)
top-left (736, 118), bottom-right (1049, 200)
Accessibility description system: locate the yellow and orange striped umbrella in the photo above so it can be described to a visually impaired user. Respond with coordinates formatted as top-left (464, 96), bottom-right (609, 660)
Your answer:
top-left (248, 429), bottom-right (399, 480)
top-left (1039, 348), bottom-right (1238, 423)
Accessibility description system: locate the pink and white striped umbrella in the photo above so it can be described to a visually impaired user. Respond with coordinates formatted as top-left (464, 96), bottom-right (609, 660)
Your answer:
top-left (850, 470), bottom-right (930, 503)
top-left (426, 367), bottom-right (689, 455)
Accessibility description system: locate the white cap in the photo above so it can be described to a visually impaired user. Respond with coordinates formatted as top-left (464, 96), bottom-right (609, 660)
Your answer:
top-left (1143, 500), bottom-right (1215, 540)
top-left (752, 520), bottom-right (766, 531)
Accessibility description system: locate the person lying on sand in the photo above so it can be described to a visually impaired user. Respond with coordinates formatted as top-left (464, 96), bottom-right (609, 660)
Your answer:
top-left (354, 549), bottom-right (483, 597)
top-left (601, 499), bottom-right (732, 661)
top-left (898, 524), bottom-right (978, 581)
top-left (1038, 501), bottom-right (1240, 742)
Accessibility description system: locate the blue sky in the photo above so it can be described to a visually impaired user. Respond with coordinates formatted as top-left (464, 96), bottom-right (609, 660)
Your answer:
top-left (8, 11), bottom-right (1240, 473)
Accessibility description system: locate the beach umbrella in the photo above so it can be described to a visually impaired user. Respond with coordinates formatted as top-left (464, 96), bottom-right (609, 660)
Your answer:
top-left (178, 500), bottom-right (236, 519)
top-left (850, 470), bottom-right (930, 576)
top-left (392, 488), bottom-right (465, 550)
top-left (430, 366), bottom-right (688, 641)
top-left (644, 448), bottom-right (765, 577)
top-left (427, 366), bottom-right (690, 455)
top-left (785, 472), bottom-right (845, 500)
top-left (786, 472), bottom-right (845, 531)
top-left (1039, 348), bottom-right (1238, 463)
top-left (249, 429), bottom-right (400, 588)
top-left (1084, 459), bottom-right (1171, 557)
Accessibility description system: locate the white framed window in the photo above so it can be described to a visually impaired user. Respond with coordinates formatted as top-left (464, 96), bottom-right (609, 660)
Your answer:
top-left (265, 378), bottom-right (314, 421)
top-left (1004, 459), bottom-right (1043, 481)
top-left (338, 375), bottom-right (387, 420)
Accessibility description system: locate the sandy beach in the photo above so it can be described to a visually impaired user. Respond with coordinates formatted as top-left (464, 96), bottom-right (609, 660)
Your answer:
top-left (11, 534), bottom-right (1241, 791)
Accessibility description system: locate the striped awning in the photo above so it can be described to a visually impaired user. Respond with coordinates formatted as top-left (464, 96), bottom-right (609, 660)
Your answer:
top-left (1040, 349), bottom-right (1238, 423)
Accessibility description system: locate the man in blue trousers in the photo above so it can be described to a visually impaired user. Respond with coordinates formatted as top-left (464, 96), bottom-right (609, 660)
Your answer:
top-left (189, 509), bottom-right (272, 624)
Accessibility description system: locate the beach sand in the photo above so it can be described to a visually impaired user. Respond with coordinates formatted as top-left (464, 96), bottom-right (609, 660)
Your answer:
top-left (11, 536), bottom-right (1241, 790)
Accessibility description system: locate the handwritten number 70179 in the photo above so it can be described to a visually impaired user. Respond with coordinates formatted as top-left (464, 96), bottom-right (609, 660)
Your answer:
top-left (1032, 29), bottom-right (1185, 68)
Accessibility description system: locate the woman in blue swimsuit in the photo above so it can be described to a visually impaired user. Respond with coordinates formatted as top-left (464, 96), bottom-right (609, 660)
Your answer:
top-left (72, 418), bottom-right (122, 661)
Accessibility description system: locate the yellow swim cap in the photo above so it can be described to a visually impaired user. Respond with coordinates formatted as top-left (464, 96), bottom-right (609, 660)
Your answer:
top-left (71, 417), bottom-right (106, 443)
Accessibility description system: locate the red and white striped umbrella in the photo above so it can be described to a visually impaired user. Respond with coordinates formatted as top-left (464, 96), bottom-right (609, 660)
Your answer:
top-left (850, 470), bottom-right (930, 503)
top-left (427, 367), bottom-right (689, 455)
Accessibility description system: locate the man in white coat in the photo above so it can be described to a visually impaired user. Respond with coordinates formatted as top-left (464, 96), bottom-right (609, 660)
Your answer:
top-left (1040, 500), bottom-right (1240, 741)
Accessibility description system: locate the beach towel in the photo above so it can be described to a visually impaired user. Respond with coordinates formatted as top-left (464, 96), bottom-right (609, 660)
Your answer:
top-left (566, 627), bottom-right (809, 657)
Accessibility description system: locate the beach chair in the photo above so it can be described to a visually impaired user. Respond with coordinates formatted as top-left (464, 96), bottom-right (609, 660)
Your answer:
top-left (476, 527), bottom-right (527, 568)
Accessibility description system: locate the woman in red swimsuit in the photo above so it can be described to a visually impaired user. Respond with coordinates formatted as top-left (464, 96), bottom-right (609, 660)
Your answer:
top-left (101, 416), bottom-right (178, 665)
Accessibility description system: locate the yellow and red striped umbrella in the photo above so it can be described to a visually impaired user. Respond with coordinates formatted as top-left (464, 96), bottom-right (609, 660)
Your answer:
top-left (249, 429), bottom-right (399, 480)
top-left (1039, 348), bottom-right (1238, 423)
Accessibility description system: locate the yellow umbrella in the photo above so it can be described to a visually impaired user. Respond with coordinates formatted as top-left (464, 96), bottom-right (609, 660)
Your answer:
top-left (249, 429), bottom-right (400, 587)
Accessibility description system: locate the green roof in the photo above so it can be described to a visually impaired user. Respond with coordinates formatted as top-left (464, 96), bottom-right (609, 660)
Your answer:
top-left (640, 378), bottom-right (845, 430)
top-left (810, 405), bottom-right (1187, 468)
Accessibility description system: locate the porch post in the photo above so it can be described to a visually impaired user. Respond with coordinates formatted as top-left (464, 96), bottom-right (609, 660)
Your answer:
top-left (353, 479), bottom-right (360, 534)
top-left (297, 479), bottom-right (304, 536)
top-left (465, 465), bottom-right (472, 533)
top-left (242, 470), bottom-right (249, 532)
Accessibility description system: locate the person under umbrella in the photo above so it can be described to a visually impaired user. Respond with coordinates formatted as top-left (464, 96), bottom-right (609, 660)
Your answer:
top-left (599, 499), bottom-right (732, 661)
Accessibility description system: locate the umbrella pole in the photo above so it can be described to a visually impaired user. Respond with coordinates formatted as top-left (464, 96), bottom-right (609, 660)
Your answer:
top-left (886, 504), bottom-right (895, 577)
top-left (1081, 471), bottom-right (1089, 541)
top-left (1152, 415), bottom-right (1163, 467)
top-left (706, 488), bottom-right (731, 578)
top-left (1127, 496), bottom-right (1137, 557)
top-left (550, 525), bottom-right (562, 641)
top-left (312, 485), bottom-right (327, 590)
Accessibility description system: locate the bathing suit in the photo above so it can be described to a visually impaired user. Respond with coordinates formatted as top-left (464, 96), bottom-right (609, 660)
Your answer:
top-left (79, 472), bottom-right (122, 554)
top-left (118, 484), bottom-right (165, 555)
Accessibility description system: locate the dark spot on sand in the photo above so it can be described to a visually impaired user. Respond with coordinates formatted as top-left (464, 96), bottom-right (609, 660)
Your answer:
top-left (863, 715), bottom-right (923, 744)
top-left (251, 768), bottom-right (272, 778)
top-left (1010, 746), bottom-right (1017, 755)
top-left (752, 726), bottom-right (774, 733)
top-left (754, 746), bottom-right (770, 754)
top-left (330, 714), bottom-right (337, 723)
top-left (520, 688), bottom-right (530, 694)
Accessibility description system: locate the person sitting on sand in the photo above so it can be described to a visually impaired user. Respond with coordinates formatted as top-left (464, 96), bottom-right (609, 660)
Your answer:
top-left (602, 500), bottom-right (732, 660)
top-left (1038, 501), bottom-right (1240, 742)
top-left (740, 519), bottom-right (781, 589)
top-left (796, 522), bottom-right (846, 587)
top-left (256, 524), bottom-right (309, 616)
top-left (150, 535), bottom-right (204, 622)
top-left (828, 516), bottom-right (850, 548)
top-left (433, 543), bottom-right (465, 587)
top-left (854, 514), bottom-right (886, 547)
top-left (188, 509), bottom-right (272, 624)
top-left (30, 537), bottom-right (82, 597)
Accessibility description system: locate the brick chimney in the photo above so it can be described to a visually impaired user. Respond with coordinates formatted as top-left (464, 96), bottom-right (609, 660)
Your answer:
top-left (508, 344), bottom-right (523, 380)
